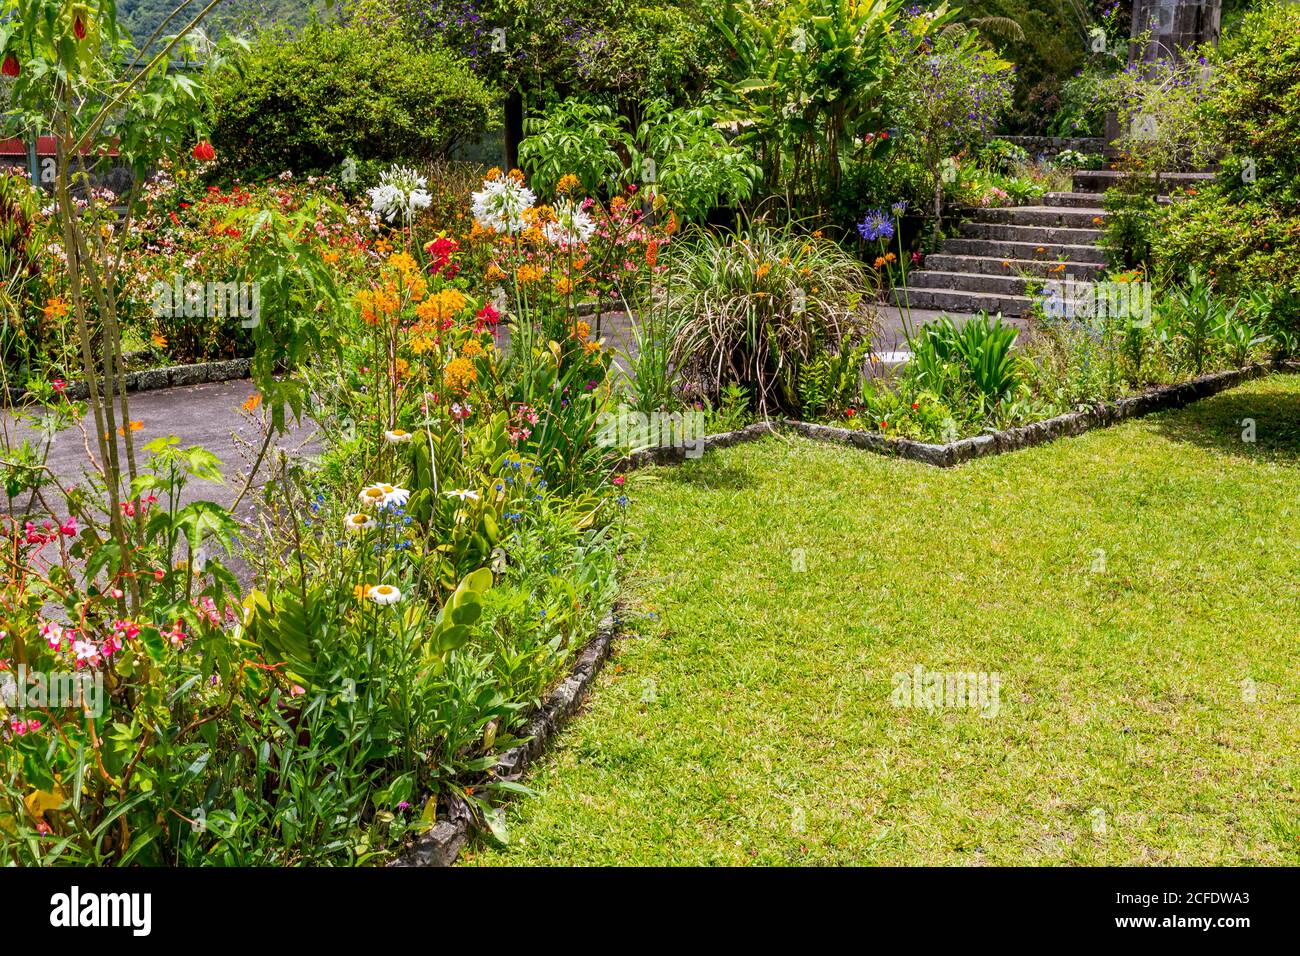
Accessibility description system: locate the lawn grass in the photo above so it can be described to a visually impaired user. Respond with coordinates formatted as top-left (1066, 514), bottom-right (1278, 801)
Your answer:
top-left (467, 374), bottom-right (1300, 865)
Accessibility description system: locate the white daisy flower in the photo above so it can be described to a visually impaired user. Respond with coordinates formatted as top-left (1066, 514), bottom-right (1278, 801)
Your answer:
top-left (383, 486), bottom-right (411, 507)
top-left (384, 429), bottom-right (413, 444)
top-left (359, 485), bottom-right (388, 507)
top-left (367, 584), bottom-right (403, 606)
top-left (344, 512), bottom-right (375, 532)
top-left (444, 489), bottom-right (480, 502)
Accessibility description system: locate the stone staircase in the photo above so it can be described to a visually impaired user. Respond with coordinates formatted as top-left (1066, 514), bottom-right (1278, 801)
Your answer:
top-left (895, 170), bottom-right (1215, 318)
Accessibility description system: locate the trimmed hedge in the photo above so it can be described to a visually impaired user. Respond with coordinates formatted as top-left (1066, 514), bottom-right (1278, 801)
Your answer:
top-left (208, 21), bottom-right (500, 176)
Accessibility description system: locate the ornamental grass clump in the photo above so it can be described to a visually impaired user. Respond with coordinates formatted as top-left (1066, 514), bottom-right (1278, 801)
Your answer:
top-left (665, 221), bottom-right (876, 416)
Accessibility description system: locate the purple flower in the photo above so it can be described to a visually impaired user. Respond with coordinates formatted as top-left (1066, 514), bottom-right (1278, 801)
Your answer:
top-left (858, 209), bottom-right (894, 242)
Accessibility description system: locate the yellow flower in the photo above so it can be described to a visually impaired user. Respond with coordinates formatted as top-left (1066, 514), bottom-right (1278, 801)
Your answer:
top-left (485, 166), bottom-right (503, 181)
top-left (444, 356), bottom-right (477, 392)
top-left (554, 276), bottom-right (574, 296)
top-left (557, 173), bottom-right (580, 195)
top-left (151, 332), bottom-right (168, 349)
top-left (572, 320), bottom-right (592, 342)
top-left (460, 338), bottom-right (484, 359)
top-left (756, 262), bottom-right (772, 279)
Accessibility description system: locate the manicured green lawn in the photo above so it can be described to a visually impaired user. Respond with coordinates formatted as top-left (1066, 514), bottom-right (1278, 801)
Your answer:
top-left (468, 375), bottom-right (1300, 865)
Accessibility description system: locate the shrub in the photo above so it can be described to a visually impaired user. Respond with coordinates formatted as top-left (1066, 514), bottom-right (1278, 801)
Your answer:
top-left (665, 221), bottom-right (875, 415)
top-left (208, 22), bottom-right (500, 177)
top-left (888, 21), bottom-right (1016, 236)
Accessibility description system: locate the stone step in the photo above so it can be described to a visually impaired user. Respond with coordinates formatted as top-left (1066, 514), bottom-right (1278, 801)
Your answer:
top-left (1071, 169), bottom-right (1216, 192)
top-left (973, 205), bottom-right (1106, 229)
top-left (1044, 191), bottom-right (1109, 208)
top-left (907, 270), bottom-right (1040, 296)
top-left (892, 286), bottom-right (1034, 318)
top-left (959, 221), bottom-right (1103, 244)
top-left (941, 238), bottom-right (1109, 264)
top-left (921, 254), bottom-right (1107, 279)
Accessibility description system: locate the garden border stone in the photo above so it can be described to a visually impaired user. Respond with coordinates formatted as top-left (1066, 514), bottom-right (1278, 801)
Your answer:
top-left (619, 361), bottom-right (1297, 472)
top-left (391, 612), bottom-right (619, 867)
top-left (2, 357), bottom-right (252, 406)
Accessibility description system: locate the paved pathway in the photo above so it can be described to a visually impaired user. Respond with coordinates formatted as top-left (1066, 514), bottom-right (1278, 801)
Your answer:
top-left (5, 379), bottom-right (317, 522)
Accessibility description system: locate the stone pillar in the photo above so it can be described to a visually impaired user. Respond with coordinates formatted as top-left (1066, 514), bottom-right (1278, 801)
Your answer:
top-left (1129, 0), bottom-right (1222, 65)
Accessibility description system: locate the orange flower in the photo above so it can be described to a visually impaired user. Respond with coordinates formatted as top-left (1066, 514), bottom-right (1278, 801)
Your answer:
top-left (516, 263), bottom-right (545, 285)
top-left (756, 262), bottom-right (772, 279)
top-left (416, 288), bottom-right (467, 325)
top-left (874, 256), bottom-right (887, 269)
top-left (554, 276), bottom-right (575, 296)
top-left (116, 421), bottom-right (143, 436)
top-left (444, 356), bottom-right (477, 392)
top-left (43, 296), bottom-right (69, 320)
top-left (242, 393), bottom-right (263, 413)
top-left (572, 320), bottom-right (592, 342)
top-left (460, 339), bottom-right (485, 359)
top-left (557, 173), bottom-right (581, 195)
top-left (645, 240), bottom-right (658, 268)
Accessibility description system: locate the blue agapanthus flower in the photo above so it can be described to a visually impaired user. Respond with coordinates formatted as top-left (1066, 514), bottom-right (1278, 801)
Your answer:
top-left (858, 208), bottom-right (895, 242)
top-left (891, 199), bottom-right (909, 218)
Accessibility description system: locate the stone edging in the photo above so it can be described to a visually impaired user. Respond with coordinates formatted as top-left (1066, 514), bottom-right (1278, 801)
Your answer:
top-left (787, 362), bottom-right (1289, 467)
top-left (390, 613), bottom-right (618, 867)
top-left (621, 362), bottom-right (1295, 472)
top-left (4, 357), bottom-right (252, 405)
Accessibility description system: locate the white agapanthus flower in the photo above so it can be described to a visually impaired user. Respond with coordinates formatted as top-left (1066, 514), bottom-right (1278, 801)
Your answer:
top-left (543, 198), bottom-right (596, 246)
top-left (471, 174), bottom-right (536, 234)
top-left (368, 165), bottom-right (432, 224)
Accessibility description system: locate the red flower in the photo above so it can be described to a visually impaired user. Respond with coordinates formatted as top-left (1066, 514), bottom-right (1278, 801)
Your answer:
top-left (612, 475), bottom-right (625, 486)
top-left (424, 235), bottom-right (460, 277)
top-left (880, 420), bottom-right (888, 430)
top-left (74, 16), bottom-right (87, 40)
top-left (474, 302), bottom-right (501, 333)
top-left (911, 402), bottom-right (919, 411)
top-left (191, 141), bottom-right (216, 162)
top-left (1, 54), bottom-right (19, 78)
top-left (845, 408), bottom-right (855, 418)
top-left (51, 378), bottom-right (66, 393)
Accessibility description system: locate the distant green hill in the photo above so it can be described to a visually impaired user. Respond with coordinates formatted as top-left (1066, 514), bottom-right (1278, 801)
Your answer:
top-left (117, 0), bottom-right (328, 50)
